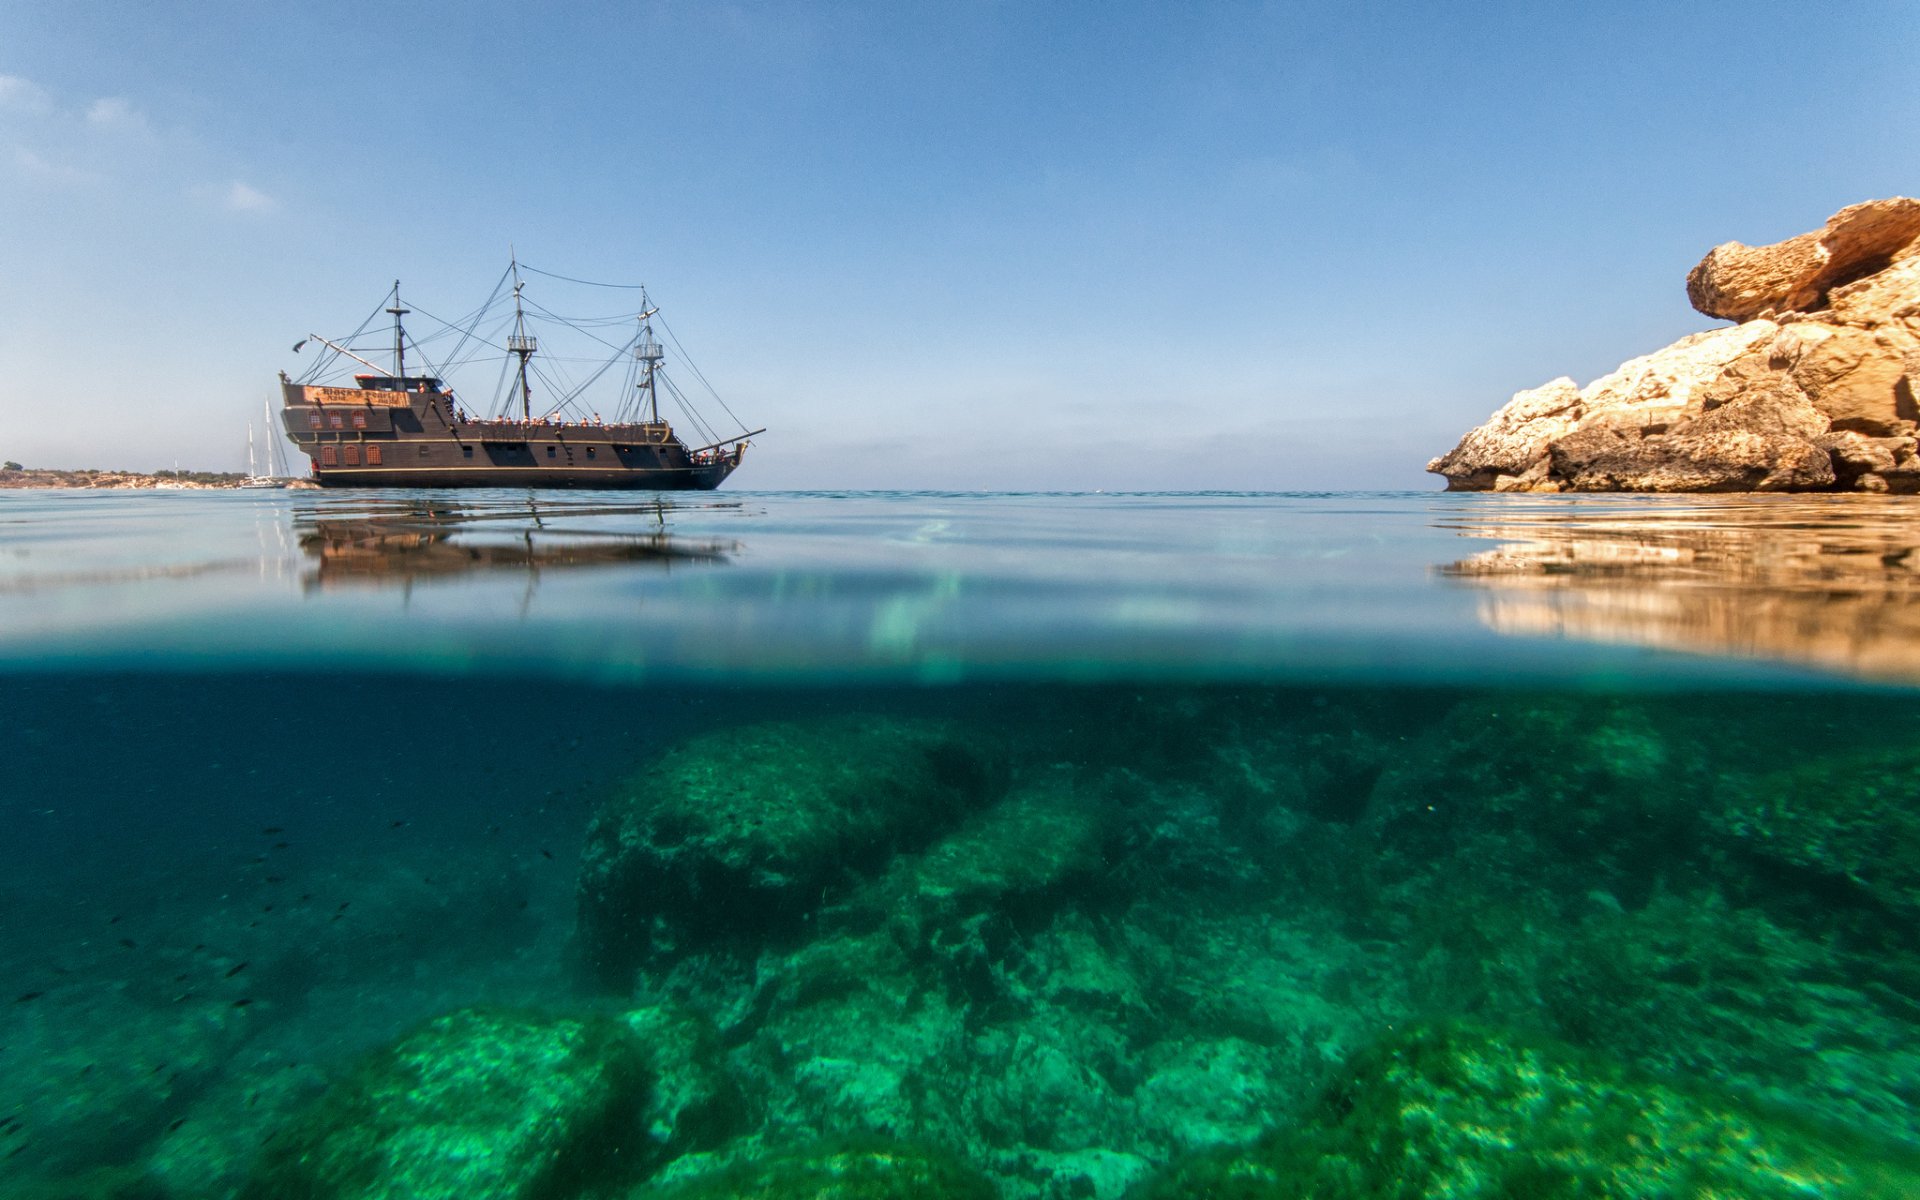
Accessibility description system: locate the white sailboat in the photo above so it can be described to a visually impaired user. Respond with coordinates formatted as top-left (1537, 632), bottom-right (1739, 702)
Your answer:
top-left (240, 408), bottom-right (288, 488)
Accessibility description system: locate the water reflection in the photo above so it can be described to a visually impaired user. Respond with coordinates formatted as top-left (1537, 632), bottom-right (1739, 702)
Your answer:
top-left (1438, 496), bottom-right (1920, 682)
top-left (294, 496), bottom-right (734, 591)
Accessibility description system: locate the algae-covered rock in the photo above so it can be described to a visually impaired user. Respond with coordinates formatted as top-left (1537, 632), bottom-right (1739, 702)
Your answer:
top-left (638, 1139), bottom-right (997, 1200)
top-left (1363, 695), bottom-right (1706, 908)
top-left (1134, 1020), bottom-right (1920, 1199)
top-left (579, 717), bottom-right (1005, 986)
top-left (854, 773), bottom-right (1112, 951)
top-left (1537, 891), bottom-right (1920, 1151)
top-left (1711, 745), bottom-right (1920, 926)
top-left (239, 1007), bottom-right (653, 1200)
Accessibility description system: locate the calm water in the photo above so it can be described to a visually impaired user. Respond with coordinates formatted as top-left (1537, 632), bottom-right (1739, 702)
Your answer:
top-left (5, 489), bottom-right (1920, 1199)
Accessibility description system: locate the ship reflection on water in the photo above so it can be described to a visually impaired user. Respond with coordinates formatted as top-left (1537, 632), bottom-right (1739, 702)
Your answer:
top-left (294, 496), bottom-right (735, 590)
top-left (1438, 495), bottom-right (1920, 683)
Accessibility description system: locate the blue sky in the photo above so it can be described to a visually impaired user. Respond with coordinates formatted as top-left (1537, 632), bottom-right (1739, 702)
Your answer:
top-left (3, 1), bottom-right (1916, 488)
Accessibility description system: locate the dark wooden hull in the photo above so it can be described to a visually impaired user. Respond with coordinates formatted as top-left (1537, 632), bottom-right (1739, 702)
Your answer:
top-left (277, 381), bottom-right (747, 492)
top-left (308, 462), bottom-right (737, 490)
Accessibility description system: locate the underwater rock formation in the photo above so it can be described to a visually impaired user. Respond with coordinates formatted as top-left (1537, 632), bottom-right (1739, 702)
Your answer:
top-left (1361, 694), bottom-right (1708, 910)
top-left (577, 717), bottom-right (1006, 987)
top-left (239, 1007), bottom-right (656, 1200)
top-left (1135, 1020), bottom-right (1920, 1199)
top-left (1430, 197), bottom-right (1920, 492)
top-left (1710, 745), bottom-right (1920, 930)
top-left (637, 1140), bottom-right (997, 1200)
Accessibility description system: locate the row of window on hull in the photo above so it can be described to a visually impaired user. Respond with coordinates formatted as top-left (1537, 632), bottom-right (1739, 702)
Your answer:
top-left (308, 410), bottom-right (369, 431)
top-left (316, 444), bottom-right (383, 466)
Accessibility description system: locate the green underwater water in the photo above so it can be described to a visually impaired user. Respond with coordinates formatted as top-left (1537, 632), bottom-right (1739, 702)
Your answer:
top-left (5, 674), bottom-right (1920, 1200)
top-left (6, 490), bottom-right (1920, 1198)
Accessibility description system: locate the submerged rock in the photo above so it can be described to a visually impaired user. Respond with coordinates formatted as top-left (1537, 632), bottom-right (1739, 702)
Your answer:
top-left (1431, 197), bottom-right (1920, 492)
top-left (1135, 1020), bottom-right (1920, 1199)
top-left (239, 1007), bottom-right (654, 1200)
top-left (1537, 891), bottom-right (1920, 1151)
top-left (1361, 695), bottom-right (1706, 909)
top-left (578, 717), bottom-right (1006, 986)
top-left (1710, 745), bottom-right (1920, 928)
top-left (638, 1139), bottom-right (997, 1200)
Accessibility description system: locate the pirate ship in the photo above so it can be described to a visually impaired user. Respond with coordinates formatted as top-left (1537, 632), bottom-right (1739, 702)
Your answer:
top-left (278, 262), bottom-right (761, 489)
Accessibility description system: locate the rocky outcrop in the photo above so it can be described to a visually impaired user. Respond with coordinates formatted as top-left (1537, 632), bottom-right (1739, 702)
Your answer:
top-left (1431, 198), bottom-right (1920, 493)
top-left (1688, 197), bottom-right (1920, 321)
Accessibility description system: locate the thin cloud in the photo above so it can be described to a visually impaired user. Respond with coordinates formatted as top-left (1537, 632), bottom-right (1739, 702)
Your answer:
top-left (85, 96), bottom-right (149, 133)
top-left (0, 74), bottom-right (53, 114)
top-left (11, 147), bottom-right (99, 186)
top-left (223, 180), bottom-right (276, 212)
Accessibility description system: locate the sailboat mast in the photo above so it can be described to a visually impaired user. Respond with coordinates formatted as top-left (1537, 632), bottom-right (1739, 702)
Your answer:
top-left (507, 260), bottom-right (537, 421)
top-left (386, 281), bottom-right (409, 382)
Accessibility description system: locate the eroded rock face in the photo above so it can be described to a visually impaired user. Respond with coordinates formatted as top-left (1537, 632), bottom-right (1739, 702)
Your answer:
top-left (1687, 197), bottom-right (1920, 321)
top-left (1431, 197), bottom-right (1920, 493)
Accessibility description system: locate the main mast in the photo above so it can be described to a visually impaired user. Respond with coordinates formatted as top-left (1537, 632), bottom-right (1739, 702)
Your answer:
top-left (386, 282), bottom-right (409, 381)
top-left (507, 260), bottom-right (537, 421)
top-left (636, 294), bottom-right (663, 425)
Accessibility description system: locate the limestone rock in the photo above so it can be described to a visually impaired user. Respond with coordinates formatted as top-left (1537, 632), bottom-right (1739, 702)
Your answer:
top-left (1687, 196), bottom-right (1920, 322)
top-left (1432, 198), bottom-right (1920, 492)
top-left (578, 717), bottom-right (1006, 987)
top-left (1424, 377), bottom-right (1582, 490)
top-left (1552, 376), bottom-right (1836, 492)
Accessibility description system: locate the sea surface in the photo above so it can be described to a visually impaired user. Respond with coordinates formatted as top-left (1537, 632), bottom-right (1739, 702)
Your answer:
top-left (4, 488), bottom-right (1920, 1199)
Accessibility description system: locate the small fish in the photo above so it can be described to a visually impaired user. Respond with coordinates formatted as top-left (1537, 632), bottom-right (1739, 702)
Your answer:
top-left (108, 915), bottom-right (121, 925)
top-left (389, 819), bottom-right (408, 829)
top-left (167, 1117), bottom-right (186, 1132)
top-left (272, 842), bottom-right (290, 850)
top-left (232, 998), bottom-right (252, 1008)
top-left (14, 991), bottom-right (42, 1003)
top-left (540, 849), bottom-right (554, 860)
top-left (225, 961), bottom-right (249, 978)
top-left (337, 902), bottom-right (350, 911)
top-left (266, 875), bottom-right (286, 883)
top-left (118, 938), bottom-right (136, 950)
top-left (262, 827), bottom-right (285, 834)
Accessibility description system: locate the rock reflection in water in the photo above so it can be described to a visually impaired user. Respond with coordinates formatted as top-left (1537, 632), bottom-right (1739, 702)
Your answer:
top-left (1438, 495), bottom-right (1920, 682)
top-left (295, 497), bottom-right (732, 591)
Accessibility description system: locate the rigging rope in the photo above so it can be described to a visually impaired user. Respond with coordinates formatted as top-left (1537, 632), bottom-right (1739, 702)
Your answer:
top-left (517, 262), bottom-right (649, 289)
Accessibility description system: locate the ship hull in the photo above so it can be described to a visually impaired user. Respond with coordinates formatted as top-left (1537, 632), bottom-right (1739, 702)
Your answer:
top-left (278, 381), bottom-right (748, 492)
top-left (307, 462), bottom-right (737, 490)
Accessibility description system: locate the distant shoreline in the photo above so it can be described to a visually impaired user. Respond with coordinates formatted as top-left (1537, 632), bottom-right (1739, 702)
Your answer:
top-left (0, 468), bottom-right (314, 490)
